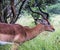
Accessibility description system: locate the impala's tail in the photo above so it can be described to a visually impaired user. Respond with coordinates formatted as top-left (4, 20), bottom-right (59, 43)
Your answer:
top-left (0, 41), bottom-right (13, 45)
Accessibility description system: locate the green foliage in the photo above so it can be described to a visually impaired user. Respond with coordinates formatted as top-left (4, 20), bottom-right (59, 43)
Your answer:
top-left (47, 3), bottom-right (60, 14)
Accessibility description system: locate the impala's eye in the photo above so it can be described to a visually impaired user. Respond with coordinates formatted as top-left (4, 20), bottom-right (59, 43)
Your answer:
top-left (48, 22), bottom-right (50, 25)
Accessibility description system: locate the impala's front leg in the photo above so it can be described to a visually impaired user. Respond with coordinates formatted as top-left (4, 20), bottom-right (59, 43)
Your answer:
top-left (11, 34), bottom-right (21, 50)
top-left (11, 43), bottom-right (19, 50)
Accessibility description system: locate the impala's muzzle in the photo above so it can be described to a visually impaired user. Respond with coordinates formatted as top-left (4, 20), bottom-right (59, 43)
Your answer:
top-left (48, 28), bottom-right (55, 32)
top-left (51, 28), bottom-right (55, 32)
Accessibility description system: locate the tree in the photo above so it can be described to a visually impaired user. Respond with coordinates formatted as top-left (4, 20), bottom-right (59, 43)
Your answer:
top-left (0, 0), bottom-right (57, 24)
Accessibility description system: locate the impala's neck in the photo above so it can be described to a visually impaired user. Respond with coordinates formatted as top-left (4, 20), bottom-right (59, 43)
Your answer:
top-left (32, 24), bottom-right (45, 34)
top-left (26, 24), bottom-right (45, 40)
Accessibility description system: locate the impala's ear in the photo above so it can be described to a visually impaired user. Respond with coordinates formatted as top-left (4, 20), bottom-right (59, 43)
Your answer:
top-left (36, 19), bottom-right (43, 24)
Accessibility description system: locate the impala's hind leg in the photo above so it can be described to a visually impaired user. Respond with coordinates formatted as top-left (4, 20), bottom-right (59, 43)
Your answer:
top-left (11, 43), bottom-right (19, 50)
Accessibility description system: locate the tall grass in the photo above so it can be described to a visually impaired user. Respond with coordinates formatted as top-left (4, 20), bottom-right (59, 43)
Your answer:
top-left (0, 13), bottom-right (60, 50)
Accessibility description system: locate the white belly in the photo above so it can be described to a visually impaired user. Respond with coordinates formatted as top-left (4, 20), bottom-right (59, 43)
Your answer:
top-left (0, 34), bottom-right (14, 42)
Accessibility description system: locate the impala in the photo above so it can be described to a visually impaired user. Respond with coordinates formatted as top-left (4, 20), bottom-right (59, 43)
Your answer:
top-left (0, 18), bottom-right (55, 50)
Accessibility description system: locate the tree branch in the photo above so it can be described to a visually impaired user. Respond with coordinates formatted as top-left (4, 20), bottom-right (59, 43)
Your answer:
top-left (10, 0), bottom-right (28, 24)
top-left (35, 0), bottom-right (49, 19)
top-left (0, 0), bottom-right (5, 23)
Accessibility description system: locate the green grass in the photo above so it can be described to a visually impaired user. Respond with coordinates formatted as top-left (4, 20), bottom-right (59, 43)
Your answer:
top-left (0, 26), bottom-right (60, 50)
top-left (0, 13), bottom-right (60, 50)
top-left (18, 25), bottom-right (60, 50)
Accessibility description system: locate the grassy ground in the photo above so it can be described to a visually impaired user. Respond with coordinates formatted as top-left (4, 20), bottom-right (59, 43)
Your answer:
top-left (0, 13), bottom-right (60, 50)
top-left (18, 18), bottom-right (60, 50)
